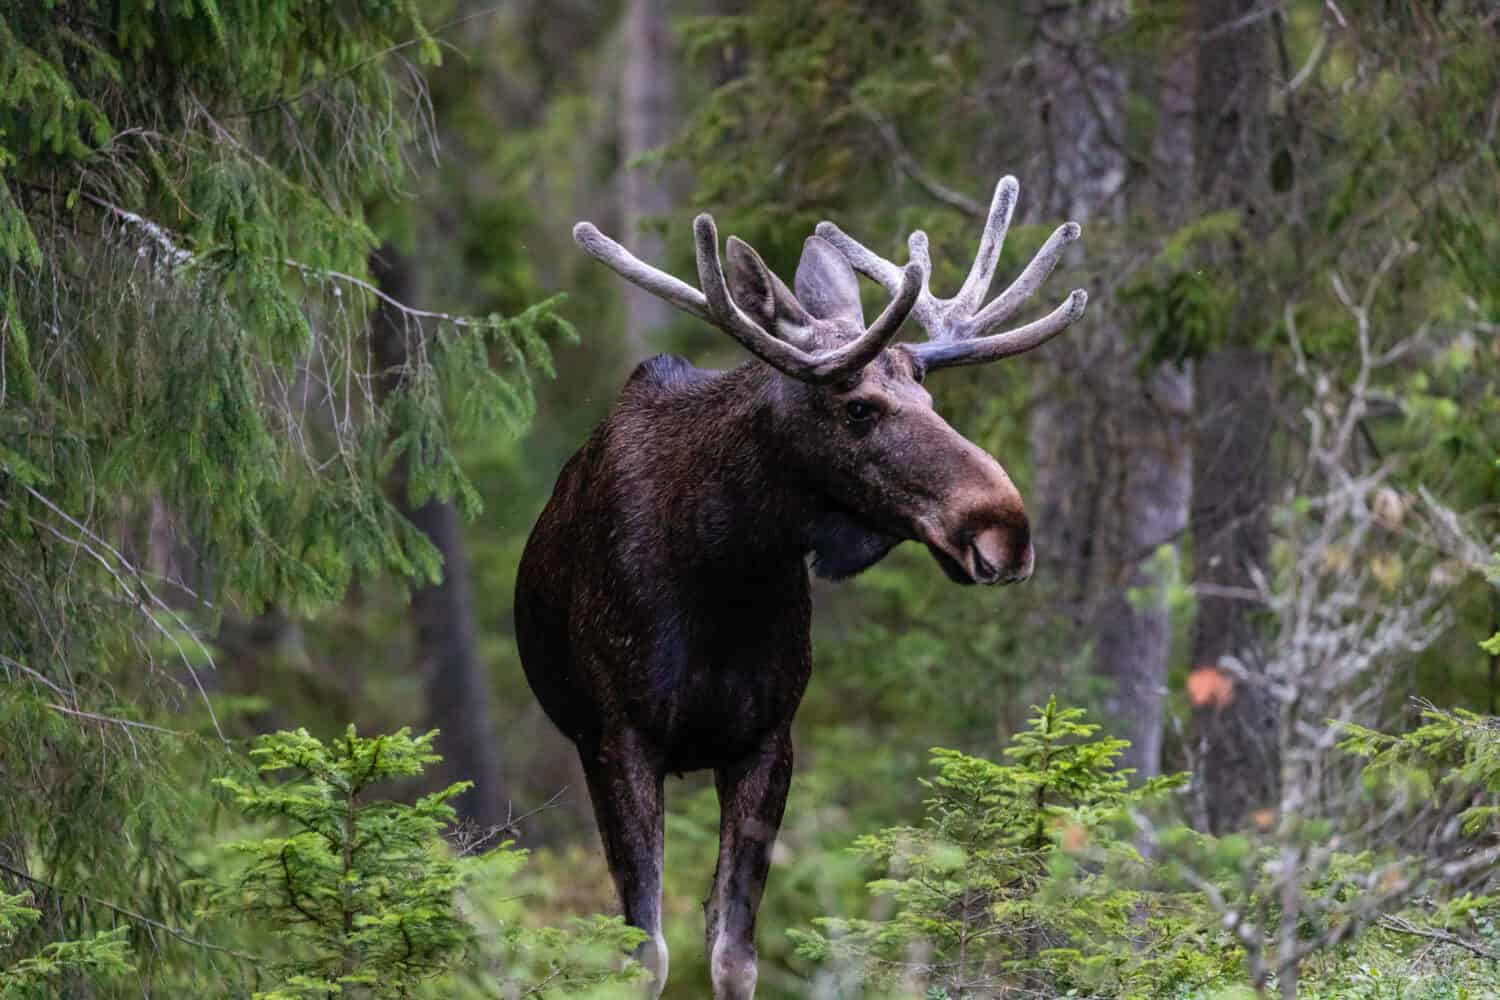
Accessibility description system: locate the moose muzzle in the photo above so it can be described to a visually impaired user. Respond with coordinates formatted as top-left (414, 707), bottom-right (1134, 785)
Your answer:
top-left (916, 454), bottom-right (1034, 587)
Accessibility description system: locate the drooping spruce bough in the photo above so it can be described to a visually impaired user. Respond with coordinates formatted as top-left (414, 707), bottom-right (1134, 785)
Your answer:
top-left (0, 5), bottom-right (566, 987)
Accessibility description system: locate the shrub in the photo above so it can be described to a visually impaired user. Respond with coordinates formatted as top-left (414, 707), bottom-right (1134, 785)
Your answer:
top-left (204, 726), bottom-right (643, 998)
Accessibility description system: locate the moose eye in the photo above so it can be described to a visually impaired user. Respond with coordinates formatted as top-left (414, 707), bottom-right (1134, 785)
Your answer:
top-left (845, 400), bottom-right (878, 424)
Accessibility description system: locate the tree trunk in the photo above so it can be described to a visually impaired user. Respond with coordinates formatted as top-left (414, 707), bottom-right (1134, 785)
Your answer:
top-left (1091, 38), bottom-right (1198, 781)
top-left (369, 246), bottom-right (508, 830)
top-left (1030, 2), bottom-right (1127, 623)
top-left (1091, 363), bottom-right (1193, 780)
top-left (619, 0), bottom-right (676, 359)
top-left (1032, 2), bottom-right (1192, 780)
top-left (1189, 0), bottom-right (1277, 832)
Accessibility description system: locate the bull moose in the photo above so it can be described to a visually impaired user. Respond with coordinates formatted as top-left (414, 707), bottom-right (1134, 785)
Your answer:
top-left (514, 176), bottom-right (1085, 998)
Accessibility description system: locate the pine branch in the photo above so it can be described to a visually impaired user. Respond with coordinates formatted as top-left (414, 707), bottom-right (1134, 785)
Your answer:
top-left (77, 190), bottom-right (193, 266)
top-left (0, 489), bottom-right (226, 742)
top-left (0, 860), bottom-right (258, 963)
top-left (226, 4), bottom-right (513, 119)
top-left (284, 259), bottom-right (496, 331)
top-left (73, 189), bottom-right (505, 333)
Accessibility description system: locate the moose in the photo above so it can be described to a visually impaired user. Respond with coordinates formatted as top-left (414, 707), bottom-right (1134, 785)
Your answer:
top-left (514, 175), bottom-right (1085, 998)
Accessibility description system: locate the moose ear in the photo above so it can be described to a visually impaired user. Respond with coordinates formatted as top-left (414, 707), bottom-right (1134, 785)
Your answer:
top-left (725, 237), bottom-right (811, 333)
top-left (795, 236), bottom-right (865, 324)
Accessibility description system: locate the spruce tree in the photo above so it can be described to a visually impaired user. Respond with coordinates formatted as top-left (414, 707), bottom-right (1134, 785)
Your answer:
top-left (1, 3), bottom-right (566, 990)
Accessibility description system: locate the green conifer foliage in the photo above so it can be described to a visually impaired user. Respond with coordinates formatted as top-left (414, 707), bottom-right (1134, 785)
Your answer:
top-left (792, 698), bottom-right (1206, 998)
top-left (202, 726), bottom-right (645, 999)
top-left (0, 891), bottom-right (133, 998)
top-left (795, 700), bottom-right (1500, 998)
top-left (208, 727), bottom-right (491, 997)
top-left (0, 3), bottom-right (568, 989)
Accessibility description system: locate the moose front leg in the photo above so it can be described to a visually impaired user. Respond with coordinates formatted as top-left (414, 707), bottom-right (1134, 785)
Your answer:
top-left (579, 734), bottom-right (669, 997)
top-left (705, 730), bottom-right (794, 1000)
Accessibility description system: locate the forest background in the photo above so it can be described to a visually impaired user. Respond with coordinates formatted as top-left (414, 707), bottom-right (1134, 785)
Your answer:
top-left (2, 1), bottom-right (1499, 998)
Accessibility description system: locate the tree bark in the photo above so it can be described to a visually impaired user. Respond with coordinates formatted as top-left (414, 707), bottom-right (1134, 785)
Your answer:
top-left (1091, 38), bottom-right (1197, 781)
top-left (619, 0), bottom-right (676, 359)
top-left (1189, 0), bottom-right (1278, 832)
top-left (1091, 368), bottom-right (1193, 780)
top-left (1030, 2), bottom-right (1128, 624)
top-left (1031, 2), bottom-right (1193, 780)
top-left (369, 246), bottom-right (508, 830)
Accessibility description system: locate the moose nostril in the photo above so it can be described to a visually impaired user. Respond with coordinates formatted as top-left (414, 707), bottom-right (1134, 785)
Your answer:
top-left (970, 542), bottom-right (1001, 583)
top-left (969, 527), bottom-right (1010, 584)
top-left (970, 523), bottom-right (1031, 584)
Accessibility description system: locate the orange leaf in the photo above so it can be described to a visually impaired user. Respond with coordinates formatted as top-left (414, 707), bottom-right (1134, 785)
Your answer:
top-left (1187, 665), bottom-right (1235, 709)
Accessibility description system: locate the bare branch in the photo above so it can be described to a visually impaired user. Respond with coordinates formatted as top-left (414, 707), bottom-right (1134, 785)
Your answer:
top-left (1379, 914), bottom-right (1500, 962)
top-left (858, 106), bottom-right (985, 220)
top-left (0, 859), bottom-right (258, 962)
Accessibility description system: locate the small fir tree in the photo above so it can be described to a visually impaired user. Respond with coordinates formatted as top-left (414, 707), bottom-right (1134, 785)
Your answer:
top-left (207, 727), bottom-right (484, 997)
top-left (792, 698), bottom-right (1208, 999)
top-left (205, 726), bottom-right (645, 999)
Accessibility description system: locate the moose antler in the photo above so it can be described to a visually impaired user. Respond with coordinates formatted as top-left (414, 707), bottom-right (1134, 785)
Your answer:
top-left (815, 176), bottom-right (1088, 369)
top-left (573, 214), bottom-right (923, 385)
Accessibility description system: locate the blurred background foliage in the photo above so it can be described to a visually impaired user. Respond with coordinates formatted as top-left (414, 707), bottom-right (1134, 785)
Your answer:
top-left (2, 0), bottom-right (1499, 997)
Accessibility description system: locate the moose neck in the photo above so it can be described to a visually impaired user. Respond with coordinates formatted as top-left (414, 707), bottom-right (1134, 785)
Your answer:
top-left (628, 359), bottom-right (895, 585)
top-left (673, 362), bottom-right (813, 552)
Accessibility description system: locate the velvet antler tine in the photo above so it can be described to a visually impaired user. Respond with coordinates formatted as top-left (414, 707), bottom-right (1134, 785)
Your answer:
top-left (576, 211), bottom-right (921, 385)
top-left (906, 230), bottom-right (932, 278)
top-left (962, 221), bottom-right (1081, 335)
top-left (915, 289), bottom-right (1088, 368)
top-left (691, 213), bottom-right (740, 325)
top-left (573, 222), bottom-right (712, 323)
top-left (904, 230), bottom-right (943, 332)
top-left (816, 175), bottom-right (1087, 369)
top-left (691, 213), bottom-right (832, 376)
top-left (813, 221), bottom-right (907, 294)
top-left (688, 214), bottom-right (915, 384)
top-left (951, 175), bottom-right (1018, 318)
top-left (833, 261), bottom-right (923, 370)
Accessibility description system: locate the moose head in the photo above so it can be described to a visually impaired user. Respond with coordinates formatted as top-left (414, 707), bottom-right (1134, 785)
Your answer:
top-left (572, 175), bottom-right (1085, 589)
top-left (518, 176), bottom-right (1085, 999)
